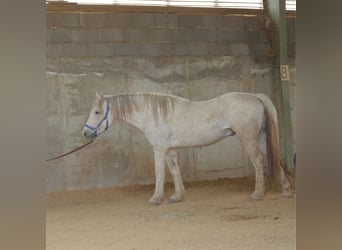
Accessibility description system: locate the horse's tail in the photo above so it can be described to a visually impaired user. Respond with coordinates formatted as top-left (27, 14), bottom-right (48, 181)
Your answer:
top-left (256, 94), bottom-right (281, 184)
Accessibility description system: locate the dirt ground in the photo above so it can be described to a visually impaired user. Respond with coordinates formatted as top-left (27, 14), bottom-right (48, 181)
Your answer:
top-left (46, 178), bottom-right (296, 250)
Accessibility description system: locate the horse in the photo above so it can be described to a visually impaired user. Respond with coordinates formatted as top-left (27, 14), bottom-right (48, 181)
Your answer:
top-left (83, 92), bottom-right (292, 205)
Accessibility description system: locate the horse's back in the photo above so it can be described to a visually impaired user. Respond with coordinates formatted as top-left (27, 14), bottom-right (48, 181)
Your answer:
top-left (166, 92), bottom-right (263, 146)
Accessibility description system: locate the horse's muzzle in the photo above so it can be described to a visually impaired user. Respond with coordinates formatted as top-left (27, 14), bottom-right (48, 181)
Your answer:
top-left (83, 129), bottom-right (95, 138)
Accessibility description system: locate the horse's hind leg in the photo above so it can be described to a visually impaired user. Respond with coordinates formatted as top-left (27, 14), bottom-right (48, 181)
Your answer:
top-left (281, 166), bottom-right (292, 197)
top-left (259, 130), bottom-right (291, 197)
top-left (258, 130), bottom-right (268, 174)
top-left (166, 149), bottom-right (185, 203)
top-left (245, 141), bottom-right (266, 200)
top-left (149, 147), bottom-right (167, 206)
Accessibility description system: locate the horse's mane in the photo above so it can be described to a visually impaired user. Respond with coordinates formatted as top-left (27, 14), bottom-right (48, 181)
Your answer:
top-left (105, 93), bottom-right (189, 122)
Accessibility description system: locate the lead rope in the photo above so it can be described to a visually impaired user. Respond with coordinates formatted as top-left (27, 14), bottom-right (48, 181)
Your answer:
top-left (46, 139), bottom-right (94, 162)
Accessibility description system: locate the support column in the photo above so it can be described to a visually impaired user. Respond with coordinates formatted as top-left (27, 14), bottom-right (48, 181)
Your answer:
top-left (264, 0), bottom-right (294, 169)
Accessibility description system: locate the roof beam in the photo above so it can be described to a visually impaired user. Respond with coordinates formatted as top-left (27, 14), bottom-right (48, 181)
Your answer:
top-left (45, 2), bottom-right (296, 16)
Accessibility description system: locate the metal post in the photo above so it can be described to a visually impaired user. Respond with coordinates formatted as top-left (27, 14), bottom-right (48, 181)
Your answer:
top-left (264, 0), bottom-right (294, 169)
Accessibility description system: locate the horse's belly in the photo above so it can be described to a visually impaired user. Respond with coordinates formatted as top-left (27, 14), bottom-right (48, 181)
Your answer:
top-left (171, 125), bottom-right (231, 148)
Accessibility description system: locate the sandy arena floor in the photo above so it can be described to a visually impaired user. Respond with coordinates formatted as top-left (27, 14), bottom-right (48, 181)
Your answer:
top-left (46, 178), bottom-right (296, 250)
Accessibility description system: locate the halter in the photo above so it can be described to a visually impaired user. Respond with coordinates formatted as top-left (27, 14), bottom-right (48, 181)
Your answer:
top-left (85, 99), bottom-right (110, 137)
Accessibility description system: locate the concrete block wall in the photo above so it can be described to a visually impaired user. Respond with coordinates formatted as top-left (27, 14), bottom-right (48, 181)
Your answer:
top-left (46, 12), bottom-right (283, 57)
top-left (46, 11), bottom-right (296, 192)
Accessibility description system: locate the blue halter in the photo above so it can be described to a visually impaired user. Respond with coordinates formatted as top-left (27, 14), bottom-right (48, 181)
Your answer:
top-left (85, 99), bottom-right (110, 137)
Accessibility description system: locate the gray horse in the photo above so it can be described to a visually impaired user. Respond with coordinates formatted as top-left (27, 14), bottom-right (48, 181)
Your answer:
top-left (83, 92), bottom-right (291, 205)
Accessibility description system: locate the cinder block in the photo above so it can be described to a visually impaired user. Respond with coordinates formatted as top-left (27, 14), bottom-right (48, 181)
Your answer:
top-left (175, 42), bottom-right (208, 56)
top-left (154, 13), bottom-right (168, 28)
top-left (46, 14), bottom-right (55, 28)
top-left (230, 43), bottom-right (250, 55)
top-left (105, 13), bottom-right (130, 27)
top-left (148, 29), bottom-right (171, 41)
top-left (123, 28), bottom-right (170, 42)
top-left (217, 29), bottom-right (239, 42)
top-left (47, 13), bottom-right (80, 28)
top-left (178, 15), bottom-right (202, 28)
top-left (251, 43), bottom-right (271, 56)
top-left (113, 43), bottom-right (140, 56)
top-left (171, 29), bottom-right (196, 41)
top-left (88, 43), bottom-right (114, 57)
top-left (46, 43), bottom-right (62, 58)
top-left (130, 13), bottom-right (154, 28)
top-left (99, 28), bottom-right (124, 42)
top-left (61, 43), bottom-right (88, 57)
top-left (222, 16), bottom-right (244, 30)
top-left (258, 31), bottom-right (269, 43)
top-left (139, 42), bottom-right (174, 56)
top-left (167, 14), bottom-right (178, 28)
top-left (80, 14), bottom-right (105, 28)
top-left (207, 42), bottom-right (231, 56)
top-left (238, 30), bottom-right (260, 43)
top-left (47, 27), bottom-right (72, 42)
top-left (202, 15), bottom-right (223, 28)
top-left (72, 28), bottom-right (98, 42)
top-left (124, 29), bottom-right (148, 41)
top-left (243, 16), bottom-right (264, 30)
top-left (174, 42), bottom-right (188, 56)
top-left (194, 29), bottom-right (217, 42)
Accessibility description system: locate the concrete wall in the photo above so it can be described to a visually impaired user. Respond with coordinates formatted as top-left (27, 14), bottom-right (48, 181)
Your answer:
top-left (46, 11), bottom-right (296, 192)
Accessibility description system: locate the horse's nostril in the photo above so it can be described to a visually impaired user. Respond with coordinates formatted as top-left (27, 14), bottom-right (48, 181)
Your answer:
top-left (83, 131), bottom-right (88, 137)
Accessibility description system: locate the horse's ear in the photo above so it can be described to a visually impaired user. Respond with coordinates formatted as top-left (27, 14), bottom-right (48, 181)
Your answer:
top-left (96, 92), bottom-right (103, 100)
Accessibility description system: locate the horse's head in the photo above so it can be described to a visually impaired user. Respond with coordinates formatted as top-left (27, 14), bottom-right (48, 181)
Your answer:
top-left (83, 92), bottom-right (112, 139)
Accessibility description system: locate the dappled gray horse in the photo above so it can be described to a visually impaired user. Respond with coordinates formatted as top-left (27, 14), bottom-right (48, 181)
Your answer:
top-left (83, 92), bottom-right (291, 205)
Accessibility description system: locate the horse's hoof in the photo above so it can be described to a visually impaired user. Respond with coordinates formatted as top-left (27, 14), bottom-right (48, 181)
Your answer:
top-left (169, 197), bottom-right (183, 204)
top-left (250, 193), bottom-right (264, 201)
top-left (148, 201), bottom-right (160, 206)
top-left (282, 191), bottom-right (292, 198)
top-left (148, 197), bottom-right (163, 206)
top-left (168, 193), bottom-right (183, 204)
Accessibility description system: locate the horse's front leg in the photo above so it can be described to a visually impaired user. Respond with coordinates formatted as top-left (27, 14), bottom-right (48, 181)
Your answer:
top-left (149, 147), bottom-right (168, 206)
top-left (166, 149), bottom-right (185, 203)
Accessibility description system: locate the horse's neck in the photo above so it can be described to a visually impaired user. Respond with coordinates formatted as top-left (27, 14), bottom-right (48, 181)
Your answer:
top-left (110, 94), bottom-right (146, 128)
top-left (110, 93), bottom-right (176, 129)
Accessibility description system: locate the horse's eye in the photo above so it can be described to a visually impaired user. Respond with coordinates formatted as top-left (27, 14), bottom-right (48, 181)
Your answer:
top-left (95, 111), bottom-right (100, 115)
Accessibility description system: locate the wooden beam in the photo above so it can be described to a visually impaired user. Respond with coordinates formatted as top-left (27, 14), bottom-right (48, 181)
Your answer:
top-left (46, 2), bottom-right (296, 16)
